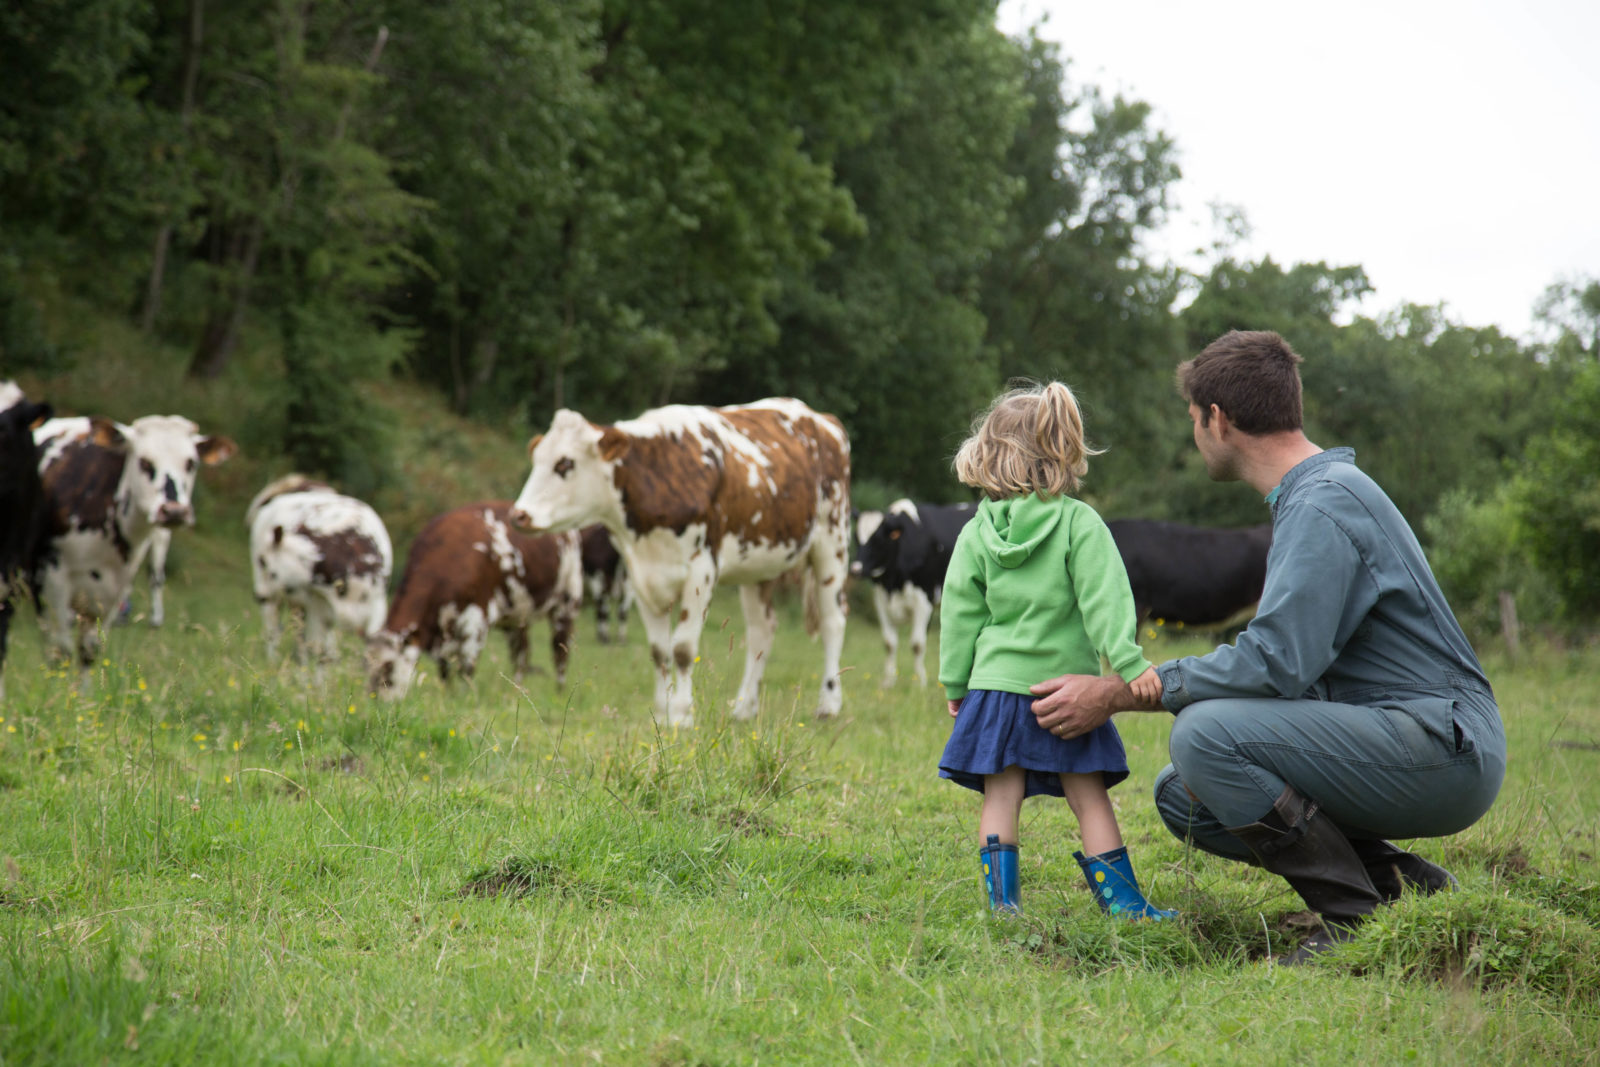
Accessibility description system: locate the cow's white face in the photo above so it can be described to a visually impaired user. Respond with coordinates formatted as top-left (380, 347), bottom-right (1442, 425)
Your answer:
top-left (366, 630), bottom-right (421, 701)
top-left (118, 415), bottom-right (237, 528)
top-left (511, 409), bottom-right (622, 534)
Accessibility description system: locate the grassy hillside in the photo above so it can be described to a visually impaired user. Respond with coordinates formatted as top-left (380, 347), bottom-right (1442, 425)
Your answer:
top-left (3, 303), bottom-right (1599, 1064)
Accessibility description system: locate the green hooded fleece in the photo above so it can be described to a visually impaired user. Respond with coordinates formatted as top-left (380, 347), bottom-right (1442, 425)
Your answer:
top-left (939, 494), bottom-right (1150, 701)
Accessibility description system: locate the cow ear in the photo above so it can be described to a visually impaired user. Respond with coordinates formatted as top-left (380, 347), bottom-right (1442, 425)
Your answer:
top-left (597, 426), bottom-right (630, 462)
top-left (87, 416), bottom-right (127, 451)
top-left (24, 402), bottom-right (52, 431)
top-left (196, 435), bottom-right (238, 466)
top-left (526, 434), bottom-right (543, 460)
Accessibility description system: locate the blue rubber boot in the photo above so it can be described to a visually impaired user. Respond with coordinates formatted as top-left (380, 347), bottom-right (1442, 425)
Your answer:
top-left (1074, 846), bottom-right (1177, 921)
top-left (981, 834), bottom-right (1021, 914)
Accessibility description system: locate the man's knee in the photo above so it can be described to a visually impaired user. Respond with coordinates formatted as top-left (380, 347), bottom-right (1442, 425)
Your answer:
top-left (1167, 700), bottom-right (1238, 780)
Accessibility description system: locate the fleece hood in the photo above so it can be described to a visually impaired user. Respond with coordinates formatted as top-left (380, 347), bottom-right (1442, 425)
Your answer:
top-left (975, 495), bottom-right (1063, 569)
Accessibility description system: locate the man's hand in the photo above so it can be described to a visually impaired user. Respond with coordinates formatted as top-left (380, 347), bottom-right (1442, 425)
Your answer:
top-left (1029, 673), bottom-right (1163, 739)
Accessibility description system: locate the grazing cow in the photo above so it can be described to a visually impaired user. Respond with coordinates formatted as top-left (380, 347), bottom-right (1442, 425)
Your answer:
top-left (248, 474), bottom-right (393, 663)
top-left (1, 383), bottom-right (53, 702)
top-left (510, 398), bottom-right (852, 727)
top-left (851, 499), bottom-right (975, 687)
top-left (1107, 519), bottom-right (1274, 631)
top-left (33, 415), bottom-right (236, 667)
top-left (366, 502), bottom-right (581, 700)
top-left (580, 524), bottom-right (632, 644)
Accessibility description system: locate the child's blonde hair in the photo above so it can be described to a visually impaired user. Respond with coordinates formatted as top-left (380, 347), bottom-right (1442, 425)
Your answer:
top-left (952, 381), bottom-right (1103, 499)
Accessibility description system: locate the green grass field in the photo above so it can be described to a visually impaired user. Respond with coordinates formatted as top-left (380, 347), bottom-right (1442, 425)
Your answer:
top-left (4, 320), bottom-right (1599, 1064)
top-left (2, 556), bottom-right (1598, 1065)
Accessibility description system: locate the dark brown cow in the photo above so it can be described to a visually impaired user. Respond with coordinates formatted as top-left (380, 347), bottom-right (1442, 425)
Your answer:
top-left (366, 502), bottom-right (581, 700)
top-left (510, 398), bottom-right (851, 727)
top-left (1, 383), bottom-right (52, 703)
top-left (580, 524), bottom-right (632, 644)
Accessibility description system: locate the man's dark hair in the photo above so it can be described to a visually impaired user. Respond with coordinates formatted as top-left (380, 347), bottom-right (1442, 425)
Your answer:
top-left (1176, 330), bottom-right (1304, 433)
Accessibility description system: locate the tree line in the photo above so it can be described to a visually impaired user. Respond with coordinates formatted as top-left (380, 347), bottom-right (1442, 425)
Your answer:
top-left (2, 0), bottom-right (1596, 630)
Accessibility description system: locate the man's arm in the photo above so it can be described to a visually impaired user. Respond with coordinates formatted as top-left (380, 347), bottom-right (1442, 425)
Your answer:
top-left (1029, 672), bottom-right (1164, 739)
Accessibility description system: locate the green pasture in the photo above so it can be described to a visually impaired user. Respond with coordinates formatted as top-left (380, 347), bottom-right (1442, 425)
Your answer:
top-left (1, 545), bottom-right (1597, 1064)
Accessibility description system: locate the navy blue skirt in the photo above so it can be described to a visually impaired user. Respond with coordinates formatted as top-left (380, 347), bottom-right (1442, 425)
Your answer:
top-left (940, 689), bottom-right (1130, 798)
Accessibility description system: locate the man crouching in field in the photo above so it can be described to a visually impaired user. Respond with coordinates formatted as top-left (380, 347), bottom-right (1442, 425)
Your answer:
top-left (1028, 330), bottom-right (1506, 964)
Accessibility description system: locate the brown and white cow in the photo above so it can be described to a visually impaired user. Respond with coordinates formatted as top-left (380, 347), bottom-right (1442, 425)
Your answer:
top-left (365, 502), bottom-right (581, 700)
top-left (34, 415), bottom-right (236, 667)
top-left (248, 474), bottom-right (393, 663)
top-left (510, 398), bottom-right (852, 728)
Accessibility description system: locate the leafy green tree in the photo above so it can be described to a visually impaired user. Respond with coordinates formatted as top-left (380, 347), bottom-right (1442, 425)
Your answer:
top-left (976, 33), bottom-right (1185, 513)
top-left (1509, 356), bottom-right (1600, 619)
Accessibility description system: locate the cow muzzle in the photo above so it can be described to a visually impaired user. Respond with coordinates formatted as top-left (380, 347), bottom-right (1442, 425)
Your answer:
top-left (156, 503), bottom-right (194, 527)
top-left (508, 507), bottom-right (543, 534)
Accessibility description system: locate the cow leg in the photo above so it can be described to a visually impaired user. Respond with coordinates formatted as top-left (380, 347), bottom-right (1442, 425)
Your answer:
top-left (453, 605), bottom-right (490, 683)
top-left (548, 598), bottom-right (574, 688)
top-left (506, 625), bottom-right (531, 680)
top-left (663, 556), bottom-right (718, 728)
top-left (811, 541), bottom-right (849, 718)
top-left (731, 581), bottom-right (778, 720)
top-left (637, 601), bottom-right (677, 726)
top-left (145, 527), bottom-right (171, 627)
top-left (36, 566), bottom-right (77, 666)
top-left (613, 571), bottom-right (632, 644)
top-left (259, 597), bottom-right (282, 661)
top-left (872, 585), bottom-right (899, 688)
top-left (303, 602), bottom-right (332, 682)
top-left (907, 586), bottom-right (934, 687)
top-left (589, 573), bottom-right (612, 644)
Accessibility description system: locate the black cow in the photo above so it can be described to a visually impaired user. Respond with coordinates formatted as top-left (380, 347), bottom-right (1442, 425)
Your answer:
top-left (1107, 519), bottom-right (1273, 634)
top-left (851, 499), bottom-right (975, 687)
top-left (580, 524), bottom-right (632, 644)
top-left (1, 383), bottom-right (53, 703)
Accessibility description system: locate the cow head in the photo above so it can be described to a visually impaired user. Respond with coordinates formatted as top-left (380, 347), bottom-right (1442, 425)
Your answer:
top-left (108, 415), bottom-right (238, 529)
top-left (853, 501), bottom-right (920, 581)
top-left (510, 409), bottom-right (626, 534)
top-left (850, 509), bottom-right (884, 577)
top-left (365, 629), bottom-right (421, 701)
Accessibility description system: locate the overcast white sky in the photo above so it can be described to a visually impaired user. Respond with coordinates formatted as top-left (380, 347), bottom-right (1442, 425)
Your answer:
top-left (997, 0), bottom-right (1600, 339)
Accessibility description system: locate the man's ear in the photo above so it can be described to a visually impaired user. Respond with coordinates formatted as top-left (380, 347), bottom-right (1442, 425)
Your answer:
top-left (1207, 403), bottom-right (1231, 437)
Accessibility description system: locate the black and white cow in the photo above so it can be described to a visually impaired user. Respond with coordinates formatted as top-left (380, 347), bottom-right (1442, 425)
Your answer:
top-left (247, 474), bottom-right (393, 663)
top-left (580, 524), bottom-right (632, 644)
top-left (33, 414), bottom-right (236, 667)
top-left (1106, 519), bottom-right (1274, 632)
top-left (1, 382), bottom-right (53, 702)
top-left (851, 499), bottom-right (974, 687)
top-left (511, 398), bottom-right (852, 727)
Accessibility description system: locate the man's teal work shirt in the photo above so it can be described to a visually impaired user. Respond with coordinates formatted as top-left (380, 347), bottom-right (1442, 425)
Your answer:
top-left (1155, 448), bottom-right (1498, 752)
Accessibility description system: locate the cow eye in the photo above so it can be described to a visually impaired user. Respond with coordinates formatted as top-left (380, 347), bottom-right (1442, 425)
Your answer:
top-left (139, 458), bottom-right (157, 480)
top-left (554, 457), bottom-right (575, 478)
top-left (889, 529), bottom-right (902, 540)
top-left (186, 458), bottom-right (197, 473)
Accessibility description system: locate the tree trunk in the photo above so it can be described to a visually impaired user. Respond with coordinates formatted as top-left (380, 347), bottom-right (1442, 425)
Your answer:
top-left (188, 218), bottom-right (263, 379)
top-left (140, 0), bottom-right (205, 333)
top-left (1498, 590), bottom-right (1520, 660)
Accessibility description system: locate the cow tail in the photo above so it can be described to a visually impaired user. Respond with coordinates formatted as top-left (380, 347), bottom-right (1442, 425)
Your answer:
top-left (803, 569), bottom-right (821, 639)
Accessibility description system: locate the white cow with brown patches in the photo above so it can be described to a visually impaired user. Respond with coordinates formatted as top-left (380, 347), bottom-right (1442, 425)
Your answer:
top-left (510, 397), bottom-right (852, 728)
top-left (366, 502), bottom-right (581, 700)
top-left (34, 414), bottom-right (236, 667)
top-left (248, 475), bottom-right (393, 663)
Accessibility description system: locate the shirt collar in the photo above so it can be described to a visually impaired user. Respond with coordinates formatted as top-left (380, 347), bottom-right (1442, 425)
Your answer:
top-left (1268, 447), bottom-right (1356, 515)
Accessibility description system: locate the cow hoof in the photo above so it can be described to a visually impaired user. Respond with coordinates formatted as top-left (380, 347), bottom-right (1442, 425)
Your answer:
top-left (813, 707), bottom-right (840, 720)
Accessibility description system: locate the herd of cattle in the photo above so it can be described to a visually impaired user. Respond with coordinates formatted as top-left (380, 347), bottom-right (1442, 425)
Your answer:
top-left (0, 383), bottom-right (1272, 724)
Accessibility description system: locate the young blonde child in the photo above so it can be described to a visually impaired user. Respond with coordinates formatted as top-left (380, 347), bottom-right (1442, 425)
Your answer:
top-left (939, 381), bottom-right (1173, 918)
